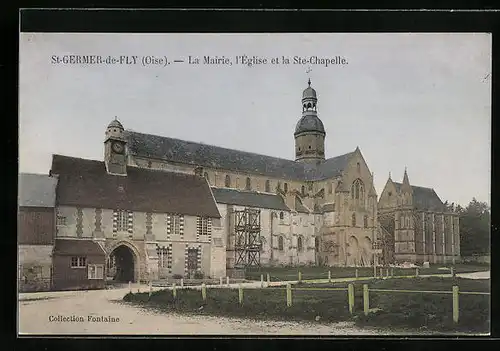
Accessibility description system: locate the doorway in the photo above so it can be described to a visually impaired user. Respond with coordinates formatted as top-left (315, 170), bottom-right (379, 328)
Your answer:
top-left (108, 245), bottom-right (136, 282)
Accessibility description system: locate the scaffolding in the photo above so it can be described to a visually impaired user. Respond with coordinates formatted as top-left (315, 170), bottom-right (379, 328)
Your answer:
top-left (234, 208), bottom-right (261, 267)
top-left (377, 211), bottom-right (397, 265)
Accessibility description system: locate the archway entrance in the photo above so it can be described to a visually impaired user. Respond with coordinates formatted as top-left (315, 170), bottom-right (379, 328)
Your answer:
top-left (108, 245), bottom-right (136, 283)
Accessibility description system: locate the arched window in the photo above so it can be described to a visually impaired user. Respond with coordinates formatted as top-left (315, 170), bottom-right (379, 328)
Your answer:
top-left (265, 180), bottom-right (271, 192)
top-left (328, 182), bottom-right (333, 194)
top-left (297, 236), bottom-right (303, 252)
top-left (245, 177), bottom-right (251, 190)
top-left (351, 179), bottom-right (365, 200)
top-left (352, 213), bottom-right (357, 226)
top-left (364, 215), bottom-right (368, 228)
top-left (406, 216), bottom-right (410, 228)
top-left (279, 212), bottom-right (284, 220)
top-left (301, 185), bottom-right (305, 195)
top-left (315, 237), bottom-right (320, 251)
top-left (225, 175), bottom-right (231, 187)
top-left (284, 183), bottom-right (288, 192)
top-left (278, 236), bottom-right (284, 251)
top-left (357, 162), bottom-right (361, 172)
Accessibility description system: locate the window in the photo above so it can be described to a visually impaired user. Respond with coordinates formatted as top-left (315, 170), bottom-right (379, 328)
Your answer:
top-left (351, 213), bottom-right (357, 226)
top-left (278, 236), bottom-right (284, 251)
top-left (265, 180), bottom-right (271, 192)
top-left (187, 248), bottom-right (199, 271)
top-left (71, 256), bottom-right (86, 268)
top-left (168, 214), bottom-right (183, 235)
top-left (364, 215), bottom-right (368, 228)
top-left (279, 212), bottom-right (284, 220)
top-left (284, 183), bottom-right (288, 192)
top-left (297, 236), bottom-right (303, 252)
top-left (197, 217), bottom-right (211, 236)
top-left (157, 246), bottom-right (168, 268)
top-left (357, 162), bottom-right (361, 172)
top-left (56, 215), bottom-right (67, 226)
top-left (115, 210), bottom-right (128, 232)
top-left (246, 177), bottom-right (251, 190)
top-left (308, 183), bottom-right (313, 191)
top-left (351, 179), bottom-right (365, 200)
top-left (328, 182), bottom-right (333, 194)
top-left (301, 185), bottom-right (305, 195)
top-left (88, 264), bottom-right (104, 279)
top-left (225, 175), bottom-right (231, 187)
top-left (315, 237), bottom-right (320, 251)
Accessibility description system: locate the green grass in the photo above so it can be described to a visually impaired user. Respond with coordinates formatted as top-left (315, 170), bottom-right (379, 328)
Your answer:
top-left (244, 263), bottom-right (489, 282)
top-left (123, 276), bottom-right (489, 334)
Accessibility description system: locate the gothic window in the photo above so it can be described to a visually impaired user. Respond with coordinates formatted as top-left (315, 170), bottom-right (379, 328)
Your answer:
top-left (279, 212), bottom-right (284, 220)
top-left (328, 182), bottom-right (333, 194)
top-left (301, 185), bottom-right (305, 196)
top-left (246, 177), bottom-right (251, 190)
top-left (352, 213), bottom-right (356, 227)
top-left (265, 180), bottom-right (271, 192)
top-left (351, 179), bottom-right (365, 200)
top-left (364, 215), bottom-right (368, 228)
top-left (307, 102), bottom-right (312, 109)
top-left (225, 175), bottom-right (231, 187)
top-left (297, 236), bottom-right (303, 252)
top-left (278, 236), bottom-right (284, 251)
top-left (284, 183), bottom-right (288, 192)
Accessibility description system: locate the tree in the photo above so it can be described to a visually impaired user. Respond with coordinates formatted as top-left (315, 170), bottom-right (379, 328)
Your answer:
top-left (459, 198), bottom-right (490, 256)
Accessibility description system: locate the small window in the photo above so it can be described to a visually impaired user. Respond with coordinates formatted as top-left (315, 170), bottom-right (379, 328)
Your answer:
top-left (284, 183), bottom-right (288, 192)
top-left (308, 145), bottom-right (311, 149)
top-left (71, 256), bottom-right (86, 268)
top-left (246, 177), bottom-right (251, 190)
top-left (225, 175), bottom-right (231, 187)
top-left (308, 183), bottom-right (313, 191)
top-left (88, 264), bottom-right (104, 279)
top-left (278, 236), bottom-right (284, 251)
top-left (297, 236), bottom-right (303, 252)
top-left (364, 215), bottom-right (368, 228)
top-left (301, 185), bottom-right (305, 195)
top-left (357, 162), bottom-right (361, 172)
top-left (328, 182), bottom-right (333, 194)
top-left (315, 237), bottom-right (320, 251)
top-left (56, 215), bottom-right (67, 226)
top-left (265, 180), bottom-right (271, 192)
top-left (388, 191), bottom-right (392, 197)
top-left (279, 212), bottom-right (284, 220)
top-left (351, 213), bottom-right (356, 227)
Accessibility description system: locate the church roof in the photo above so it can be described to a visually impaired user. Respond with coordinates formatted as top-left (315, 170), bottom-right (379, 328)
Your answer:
top-left (294, 114), bottom-right (326, 135)
top-left (393, 182), bottom-right (444, 212)
top-left (211, 187), bottom-right (290, 211)
top-left (18, 173), bottom-right (58, 208)
top-left (53, 239), bottom-right (105, 256)
top-left (50, 155), bottom-right (221, 217)
top-left (125, 131), bottom-right (353, 181)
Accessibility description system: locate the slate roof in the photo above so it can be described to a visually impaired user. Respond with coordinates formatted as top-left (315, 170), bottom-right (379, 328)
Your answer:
top-left (18, 173), bottom-right (58, 208)
top-left (393, 182), bottom-right (444, 211)
top-left (294, 196), bottom-right (310, 213)
top-left (125, 131), bottom-right (353, 181)
top-left (295, 114), bottom-right (326, 135)
top-left (211, 187), bottom-right (290, 211)
top-left (53, 239), bottom-right (105, 256)
top-left (50, 155), bottom-right (221, 218)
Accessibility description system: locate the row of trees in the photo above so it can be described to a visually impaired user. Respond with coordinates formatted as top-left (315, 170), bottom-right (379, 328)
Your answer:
top-left (447, 198), bottom-right (490, 256)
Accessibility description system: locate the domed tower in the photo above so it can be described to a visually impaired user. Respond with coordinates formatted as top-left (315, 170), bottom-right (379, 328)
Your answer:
top-left (294, 79), bottom-right (326, 164)
top-left (104, 117), bottom-right (127, 176)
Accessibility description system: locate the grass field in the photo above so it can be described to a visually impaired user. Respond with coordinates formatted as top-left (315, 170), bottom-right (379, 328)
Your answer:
top-left (244, 263), bottom-right (490, 282)
top-left (124, 276), bottom-right (489, 334)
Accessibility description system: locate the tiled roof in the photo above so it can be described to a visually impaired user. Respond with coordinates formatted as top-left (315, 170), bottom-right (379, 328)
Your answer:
top-left (53, 239), bottom-right (105, 256)
top-left (50, 155), bottom-right (221, 218)
top-left (18, 173), bottom-right (58, 207)
top-left (393, 182), bottom-right (444, 212)
top-left (125, 131), bottom-right (353, 181)
top-left (211, 187), bottom-right (290, 211)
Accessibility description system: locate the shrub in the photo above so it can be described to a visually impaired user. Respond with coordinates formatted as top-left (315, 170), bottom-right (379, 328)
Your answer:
top-left (172, 274), bottom-right (183, 279)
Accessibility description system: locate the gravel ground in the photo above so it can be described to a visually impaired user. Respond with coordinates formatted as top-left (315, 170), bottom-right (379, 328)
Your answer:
top-left (18, 271), bottom-right (489, 336)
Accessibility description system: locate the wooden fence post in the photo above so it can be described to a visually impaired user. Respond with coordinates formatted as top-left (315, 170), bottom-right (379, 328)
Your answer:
top-left (239, 284), bottom-right (243, 305)
top-left (226, 276), bottom-right (230, 287)
top-left (453, 285), bottom-right (459, 324)
top-left (201, 283), bottom-right (207, 301)
top-left (416, 268), bottom-right (419, 277)
top-left (260, 274), bottom-right (264, 288)
top-left (328, 270), bottom-right (331, 283)
top-left (298, 271), bottom-right (302, 283)
top-left (286, 283), bottom-right (292, 307)
top-left (267, 273), bottom-right (270, 285)
top-left (355, 268), bottom-right (358, 278)
top-left (385, 268), bottom-right (389, 278)
top-left (363, 284), bottom-right (369, 316)
top-left (348, 283), bottom-right (354, 315)
top-left (128, 281), bottom-right (131, 293)
top-left (390, 267), bottom-right (394, 277)
top-left (149, 280), bottom-right (152, 297)
top-left (373, 265), bottom-right (377, 278)
top-left (379, 267), bottom-right (383, 277)
top-left (451, 267), bottom-right (455, 277)
top-left (180, 278), bottom-right (184, 287)
top-left (172, 283), bottom-right (177, 299)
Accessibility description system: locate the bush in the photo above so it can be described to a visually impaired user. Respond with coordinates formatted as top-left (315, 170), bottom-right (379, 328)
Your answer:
top-left (172, 274), bottom-right (183, 279)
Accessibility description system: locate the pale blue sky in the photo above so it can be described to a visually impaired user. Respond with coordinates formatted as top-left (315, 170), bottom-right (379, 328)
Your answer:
top-left (19, 33), bottom-right (491, 206)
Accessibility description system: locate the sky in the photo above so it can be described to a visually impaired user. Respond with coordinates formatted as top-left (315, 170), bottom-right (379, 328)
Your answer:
top-left (19, 33), bottom-right (491, 207)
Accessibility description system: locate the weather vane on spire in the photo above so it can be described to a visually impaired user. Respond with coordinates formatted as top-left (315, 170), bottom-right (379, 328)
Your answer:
top-left (306, 66), bottom-right (312, 86)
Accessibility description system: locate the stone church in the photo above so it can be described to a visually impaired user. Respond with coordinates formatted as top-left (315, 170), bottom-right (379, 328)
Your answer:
top-left (19, 79), bottom-right (460, 289)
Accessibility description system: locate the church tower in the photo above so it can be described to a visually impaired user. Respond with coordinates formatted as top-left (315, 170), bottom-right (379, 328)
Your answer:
top-left (294, 79), bottom-right (326, 164)
top-left (104, 118), bottom-right (127, 176)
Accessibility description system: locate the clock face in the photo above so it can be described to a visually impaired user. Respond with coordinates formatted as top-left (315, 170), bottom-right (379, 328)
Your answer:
top-left (112, 142), bottom-right (124, 154)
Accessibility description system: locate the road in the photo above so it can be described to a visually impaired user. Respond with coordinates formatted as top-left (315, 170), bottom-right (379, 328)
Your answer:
top-left (18, 270), bottom-right (489, 335)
